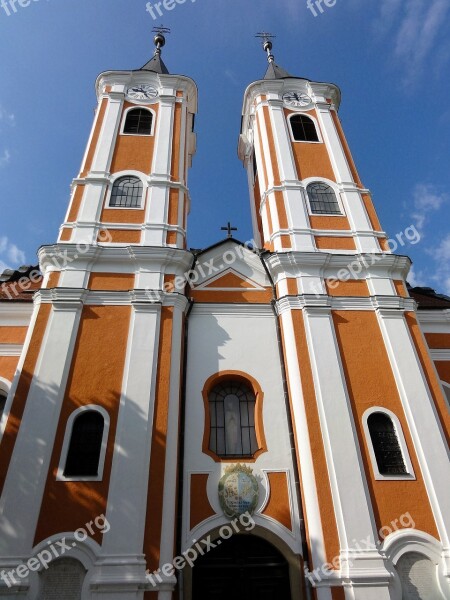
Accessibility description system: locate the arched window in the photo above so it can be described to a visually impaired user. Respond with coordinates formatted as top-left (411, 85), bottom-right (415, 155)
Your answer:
top-left (64, 411), bottom-right (105, 477)
top-left (0, 390), bottom-right (7, 417)
top-left (290, 114), bottom-right (319, 142)
top-left (307, 182), bottom-right (341, 215)
top-left (110, 176), bottom-right (143, 208)
top-left (208, 380), bottom-right (259, 457)
top-left (367, 412), bottom-right (407, 476)
top-left (123, 108), bottom-right (153, 135)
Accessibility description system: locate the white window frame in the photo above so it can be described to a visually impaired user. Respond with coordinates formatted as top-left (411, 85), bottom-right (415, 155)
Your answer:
top-left (362, 407), bottom-right (415, 481)
top-left (287, 112), bottom-right (323, 144)
top-left (303, 177), bottom-right (346, 217)
top-left (57, 405), bottom-right (110, 482)
top-left (120, 105), bottom-right (156, 137)
top-left (105, 172), bottom-right (146, 210)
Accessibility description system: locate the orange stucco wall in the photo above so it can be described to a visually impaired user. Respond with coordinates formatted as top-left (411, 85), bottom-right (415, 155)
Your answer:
top-left (332, 310), bottom-right (439, 540)
top-left (190, 474), bottom-right (216, 530)
top-left (261, 472), bottom-right (292, 531)
top-left (34, 305), bottom-right (131, 545)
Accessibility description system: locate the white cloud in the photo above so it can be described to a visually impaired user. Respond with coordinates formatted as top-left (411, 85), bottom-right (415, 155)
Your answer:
top-left (7, 244), bottom-right (25, 265)
top-left (0, 149), bottom-right (11, 168)
top-left (0, 236), bottom-right (27, 271)
top-left (224, 69), bottom-right (239, 86)
top-left (411, 183), bottom-right (448, 233)
top-left (0, 105), bottom-right (15, 126)
top-left (376, 0), bottom-right (450, 86)
top-left (426, 234), bottom-right (450, 295)
top-left (407, 265), bottom-right (426, 288)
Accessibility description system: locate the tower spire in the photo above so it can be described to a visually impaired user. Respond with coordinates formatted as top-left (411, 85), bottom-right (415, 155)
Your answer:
top-left (255, 32), bottom-right (276, 64)
top-left (255, 31), bottom-right (292, 80)
top-left (153, 25), bottom-right (171, 56)
top-left (140, 25), bottom-right (171, 74)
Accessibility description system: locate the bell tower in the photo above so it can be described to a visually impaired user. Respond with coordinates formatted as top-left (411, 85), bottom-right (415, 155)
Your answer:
top-left (59, 27), bottom-right (197, 250)
top-left (0, 31), bottom-right (198, 600)
top-left (236, 35), bottom-right (450, 600)
top-left (239, 34), bottom-right (385, 256)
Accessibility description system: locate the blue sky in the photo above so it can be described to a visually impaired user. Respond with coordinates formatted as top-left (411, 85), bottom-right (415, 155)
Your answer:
top-left (0, 0), bottom-right (449, 292)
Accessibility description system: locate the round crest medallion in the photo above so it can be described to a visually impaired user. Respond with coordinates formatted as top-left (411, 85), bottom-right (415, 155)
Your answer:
top-left (218, 464), bottom-right (259, 519)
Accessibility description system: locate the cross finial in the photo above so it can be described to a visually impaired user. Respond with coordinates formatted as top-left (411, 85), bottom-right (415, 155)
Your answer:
top-left (221, 222), bottom-right (238, 239)
top-left (255, 32), bottom-right (276, 63)
top-left (152, 25), bottom-right (171, 55)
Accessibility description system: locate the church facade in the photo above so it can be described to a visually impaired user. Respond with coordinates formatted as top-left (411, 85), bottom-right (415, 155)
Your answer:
top-left (0, 33), bottom-right (449, 600)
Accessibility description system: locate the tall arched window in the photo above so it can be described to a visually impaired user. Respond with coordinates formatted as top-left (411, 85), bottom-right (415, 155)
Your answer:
top-left (64, 411), bottom-right (105, 477)
top-left (290, 114), bottom-right (319, 142)
top-left (109, 176), bottom-right (143, 208)
top-left (123, 108), bottom-right (153, 135)
top-left (208, 380), bottom-right (258, 457)
top-left (367, 412), bottom-right (407, 476)
top-left (307, 182), bottom-right (341, 215)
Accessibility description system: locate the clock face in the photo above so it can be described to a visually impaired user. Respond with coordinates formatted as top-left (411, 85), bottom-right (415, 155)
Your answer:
top-left (283, 91), bottom-right (312, 108)
top-left (127, 84), bottom-right (158, 101)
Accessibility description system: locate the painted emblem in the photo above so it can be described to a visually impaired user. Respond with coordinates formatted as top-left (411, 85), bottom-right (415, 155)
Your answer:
top-left (218, 464), bottom-right (259, 519)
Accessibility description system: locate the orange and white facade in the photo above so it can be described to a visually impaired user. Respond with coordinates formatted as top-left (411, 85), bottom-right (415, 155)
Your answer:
top-left (0, 41), bottom-right (449, 600)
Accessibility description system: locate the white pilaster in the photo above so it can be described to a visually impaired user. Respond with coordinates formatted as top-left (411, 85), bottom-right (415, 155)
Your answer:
top-left (157, 297), bottom-right (187, 600)
top-left (301, 305), bottom-right (392, 597)
top-left (0, 294), bottom-right (84, 557)
top-left (101, 303), bottom-right (162, 556)
top-left (377, 309), bottom-right (450, 561)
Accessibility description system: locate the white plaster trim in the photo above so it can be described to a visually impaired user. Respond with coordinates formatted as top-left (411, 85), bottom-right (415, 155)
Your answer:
top-left (430, 349), bottom-right (450, 361)
top-left (0, 303), bottom-right (34, 326)
top-left (27, 534), bottom-right (101, 600)
top-left (191, 304), bottom-right (273, 317)
top-left (0, 344), bottom-right (23, 356)
top-left (417, 310), bottom-right (450, 326)
top-left (275, 295), bottom-right (416, 314)
top-left (382, 529), bottom-right (449, 600)
top-left (362, 407), bottom-right (415, 481)
top-left (56, 405), bottom-right (110, 482)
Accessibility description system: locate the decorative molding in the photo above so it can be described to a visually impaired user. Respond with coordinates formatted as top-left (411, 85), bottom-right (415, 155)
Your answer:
top-left (0, 344), bottom-right (23, 357)
top-left (275, 295), bottom-right (416, 315)
top-left (430, 349), bottom-right (450, 361)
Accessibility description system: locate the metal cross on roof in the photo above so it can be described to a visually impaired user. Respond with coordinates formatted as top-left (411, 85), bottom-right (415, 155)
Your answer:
top-left (255, 32), bottom-right (276, 63)
top-left (221, 222), bottom-right (238, 238)
top-left (152, 25), bottom-right (171, 54)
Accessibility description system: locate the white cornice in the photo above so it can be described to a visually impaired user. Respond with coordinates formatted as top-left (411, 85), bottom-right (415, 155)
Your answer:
top-left (0, 303), bottom-right (34, 326)
top-left (264, 251), bottom-right (411, 279)
top-left (0, 344), bottom-right (23, 356)
top-left (38, 245), bottom-right (194, 275)
top-left (275, 295), bottom-right (416, 315)
top-left (95, 72), bottom-right (198, 113)
top-left (417, 310), bottom-right (450, 325)
top-left (190, 303), bottom-right (273, 317)
top-left (430, 349), bottom-right (450, 361)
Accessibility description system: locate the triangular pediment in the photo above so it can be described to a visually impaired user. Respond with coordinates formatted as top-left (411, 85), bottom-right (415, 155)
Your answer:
top-left (191, 239), bottom-right (270, 291)
top-left (197, 269), bottom-right (264, 291)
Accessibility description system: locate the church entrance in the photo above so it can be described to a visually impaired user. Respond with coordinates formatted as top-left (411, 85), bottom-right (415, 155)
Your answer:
top-left (192, 534), bottom-right (292, 600)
